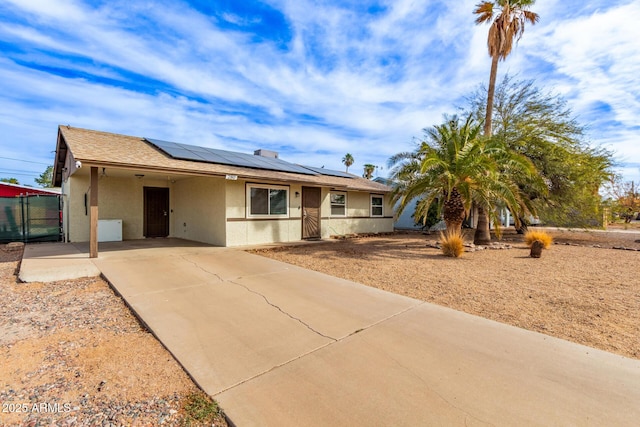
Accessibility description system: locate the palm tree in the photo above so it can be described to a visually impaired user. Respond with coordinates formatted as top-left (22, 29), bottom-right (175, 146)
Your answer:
top-left (363, 164), bottom-right (376, 179)
top-left (389, 115), bottom-right (535, 235)
top-left (342, 153), bottom-right (354, 173)
top-left (473, 0), bottom-right (539, 244)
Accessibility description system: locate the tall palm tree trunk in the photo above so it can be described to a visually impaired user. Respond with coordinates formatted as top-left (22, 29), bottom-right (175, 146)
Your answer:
top-left (474, 53), bottom-right (500, 245)
top-left (483, 54), bottom-right (499, 135)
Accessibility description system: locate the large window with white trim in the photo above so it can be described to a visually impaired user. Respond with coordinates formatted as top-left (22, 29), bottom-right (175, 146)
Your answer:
top-left (330, 192), bottom-right (347, 217)
top-left (370, 195), bottom-right (384, 217)
top-left (247, 184), bottom-right (289, 217)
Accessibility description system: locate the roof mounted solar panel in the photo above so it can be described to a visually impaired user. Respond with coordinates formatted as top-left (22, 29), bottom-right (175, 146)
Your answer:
top-left (300, 165), bottom-right (354, 179)
top-left (251, 156), bottom-right (316, 175)
top-left (144, 138), bottom-right (317, 175)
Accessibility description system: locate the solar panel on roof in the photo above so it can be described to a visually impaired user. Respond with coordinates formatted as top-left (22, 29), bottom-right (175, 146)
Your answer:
top-left (159, 146), bottom-right (197, 159)
top-left (261, 158), bottom-right (320, 175)
top-left (179, 144), bottom-right (209, 153)
top-left (144, 138), bottom-right (317, 175)
top-left (300, 165), bottom-right (354, 179)
top-left (194, 151), bottom-right (223, 162)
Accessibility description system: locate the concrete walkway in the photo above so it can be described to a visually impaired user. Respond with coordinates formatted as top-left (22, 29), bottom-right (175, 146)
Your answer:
top-left (19, 242), bottom-right (101, 282)
top-left (20, 240), bottom-right (640, 425)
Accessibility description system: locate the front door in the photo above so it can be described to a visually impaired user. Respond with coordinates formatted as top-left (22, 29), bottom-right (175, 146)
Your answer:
top-left (302, 187), bottom-right (321, 239)
top-left (144, 187), bottom-right (169, 238)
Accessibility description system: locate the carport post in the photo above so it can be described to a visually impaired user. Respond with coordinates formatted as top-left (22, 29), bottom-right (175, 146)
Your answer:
top-left (90, 166), bottom-right (98, 258)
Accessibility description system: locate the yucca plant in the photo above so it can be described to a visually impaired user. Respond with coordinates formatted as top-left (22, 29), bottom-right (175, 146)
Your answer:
top-left (524, 230), bottom-right (553, 249)
top-left (440, 230), bottom-right (465, 257)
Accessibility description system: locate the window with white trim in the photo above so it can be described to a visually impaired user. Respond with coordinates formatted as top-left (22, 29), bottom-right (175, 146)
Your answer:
top-left (371, 195), bottom-right (383, 217)
top-left (247, 184), bottom-right (289, 217)
top-left (330, 192), bottom-right (347, 217)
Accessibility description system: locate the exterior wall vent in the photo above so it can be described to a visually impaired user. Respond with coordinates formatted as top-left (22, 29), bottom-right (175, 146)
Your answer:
top-left (254, 149), bottom-right (279, 159)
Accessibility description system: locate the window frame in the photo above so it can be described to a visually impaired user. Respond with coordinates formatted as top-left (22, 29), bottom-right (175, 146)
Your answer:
top-left (246, 184), bottom-right (290, 218)
top-left (370, 194), bottom-right (384, 217)
top-left (329, 191), bottom-right (347, 217)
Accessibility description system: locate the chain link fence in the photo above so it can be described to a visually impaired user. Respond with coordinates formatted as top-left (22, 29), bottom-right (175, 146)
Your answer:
top-left (0, 195), bottom-right (61, 243)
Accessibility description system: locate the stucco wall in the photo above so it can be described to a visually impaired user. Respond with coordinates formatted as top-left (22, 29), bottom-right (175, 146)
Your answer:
top-left (65, 171), bottom-right (391, 245)
top-left (66, 174), bottom-right (169, 242)
top-left (321, 217), bottom-right (394, 237)
top-left (320, 190), bottom-right (393, 237)
top-left (172, 177), bottom-right (226, 246)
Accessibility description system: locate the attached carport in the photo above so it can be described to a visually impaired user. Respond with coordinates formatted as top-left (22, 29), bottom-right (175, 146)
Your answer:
top-left (54, 144), bottom-right (229, 257)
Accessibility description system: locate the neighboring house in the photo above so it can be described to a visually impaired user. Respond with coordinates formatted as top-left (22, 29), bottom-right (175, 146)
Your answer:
top-left (0, 182), bottom-right (60, 197)
top-left (373, 177), bottom-right (423, 230)
top-left (53, 126), bottom-right (393, 249)
top-left (374, 177), bottom-right (516, 231)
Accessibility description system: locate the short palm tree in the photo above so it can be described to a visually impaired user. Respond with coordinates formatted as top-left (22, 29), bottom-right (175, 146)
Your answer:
top-left (363, 164), bottom-right (376, 179)
top-left (342, 153), bottom-right (354, 173)
top-left (389, 115), bottom-right (535, 235)
top-left (473, 0), bottom-right (539, 244)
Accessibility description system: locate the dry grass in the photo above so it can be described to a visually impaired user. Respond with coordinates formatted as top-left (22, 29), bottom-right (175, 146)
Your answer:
top-left (252, 230), bottom-right (640, 360)
top-left (439, 230), bottom-right (465, 257)
top-left (524, 230), bottom-right (554, 248)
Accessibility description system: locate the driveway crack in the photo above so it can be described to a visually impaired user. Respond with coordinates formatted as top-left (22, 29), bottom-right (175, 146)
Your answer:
top-left (179, 255), bottom-right (224, 282)
top-left (228, 279), bottom-right (337, 341)
top-left (180, 255), bottom-right (336, 341)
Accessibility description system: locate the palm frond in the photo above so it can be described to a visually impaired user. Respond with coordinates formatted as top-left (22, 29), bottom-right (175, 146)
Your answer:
top-left (473, 2), bottom-right (495, 24)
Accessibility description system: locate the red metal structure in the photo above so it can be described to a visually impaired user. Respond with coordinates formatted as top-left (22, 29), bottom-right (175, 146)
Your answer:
top-left (0, 182), bottom-right (60, 197)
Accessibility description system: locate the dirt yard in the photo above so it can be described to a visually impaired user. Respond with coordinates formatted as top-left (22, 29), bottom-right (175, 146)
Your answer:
top-left (0, 245), bottom-right (227, 426)
top-left (252, 228), bottom-right (640, 360)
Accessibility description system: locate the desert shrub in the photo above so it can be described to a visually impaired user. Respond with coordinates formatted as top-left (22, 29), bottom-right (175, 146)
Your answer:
top-left (440, 230), bottom-right (465, 257)
top-left (524, 230), bottom-right (553, 249)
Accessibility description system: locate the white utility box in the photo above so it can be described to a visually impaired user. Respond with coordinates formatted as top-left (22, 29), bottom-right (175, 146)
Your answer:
top-left (98, 219), bottom-right (123, 242)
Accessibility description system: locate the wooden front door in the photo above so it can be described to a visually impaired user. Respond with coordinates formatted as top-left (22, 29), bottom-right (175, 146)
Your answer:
top-left (144, 187), bottom-right (169, 238)
top-left (302, 187), bottom-right (321, 239)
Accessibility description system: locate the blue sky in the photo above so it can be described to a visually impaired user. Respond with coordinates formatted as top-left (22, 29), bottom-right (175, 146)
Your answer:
top-left (1, 0), bottom-right (639, 186)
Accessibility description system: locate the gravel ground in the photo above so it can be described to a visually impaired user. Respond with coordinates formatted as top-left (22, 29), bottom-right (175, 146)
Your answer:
top-left (252, 228), bottom-right (640, 360)
top-left (0, 244), bottom-right (227, 427)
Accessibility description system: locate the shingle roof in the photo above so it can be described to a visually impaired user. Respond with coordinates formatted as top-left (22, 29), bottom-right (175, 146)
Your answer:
top-left (55, 126), bottom-right (390, 193)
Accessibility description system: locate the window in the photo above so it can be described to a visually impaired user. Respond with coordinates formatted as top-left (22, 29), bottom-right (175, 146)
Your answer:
top-left (330, 192), bottom-right (346, 217)
top-left (248, 185), bottom-right (288, 217)
top-left (371, 195), bottom-right (383, 217)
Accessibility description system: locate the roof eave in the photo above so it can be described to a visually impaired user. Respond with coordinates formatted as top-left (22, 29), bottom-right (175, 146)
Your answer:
top-left (52, 127), bottom-right (68, 187)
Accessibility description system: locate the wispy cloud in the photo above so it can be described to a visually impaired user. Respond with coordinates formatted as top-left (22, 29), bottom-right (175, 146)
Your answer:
top-left (0, 0), bottom-right (638, 184)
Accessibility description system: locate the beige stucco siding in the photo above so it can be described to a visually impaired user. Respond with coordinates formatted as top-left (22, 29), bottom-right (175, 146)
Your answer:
top-left (348, 191), bottom-right (371, 217)
top-left (66, 174), bottom-right (169, 242)
top-left (63, 169), bottom-right (391, 245)
top-left (61, 176), bottom-right (71, 242)
top-left (172, 177), bottom-right (226, 246)
top-left (226, 219), bottom-right (302, 246)
top-left (321, 218), bottom-right (393, 237)
top-left (320, 190), bottom-right (393, 237)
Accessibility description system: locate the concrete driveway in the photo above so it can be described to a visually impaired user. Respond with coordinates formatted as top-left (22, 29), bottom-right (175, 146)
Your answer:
top-left (21, 240), bottom-right (640, 425)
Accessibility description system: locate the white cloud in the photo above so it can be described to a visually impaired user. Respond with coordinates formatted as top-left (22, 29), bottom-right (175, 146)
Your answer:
top-left (4, 0), bottom-right (87, 22)
top-left (0, 0), bottom-right (638, 183)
